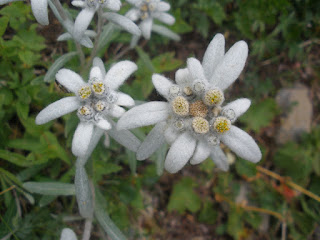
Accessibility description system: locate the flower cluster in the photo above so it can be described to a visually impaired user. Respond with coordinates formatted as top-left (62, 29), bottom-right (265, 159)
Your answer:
top-left (126, 0), bottom-right (180, 47)
top-left (36, 58), bottom-right (140, 157)
top-left (118, 34), bottom-right (262, 173)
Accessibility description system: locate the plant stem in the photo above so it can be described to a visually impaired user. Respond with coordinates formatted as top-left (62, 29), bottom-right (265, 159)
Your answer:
top-left (85, 8), bottom-right (104, 71)
top-left (76, 42), bottom-right (86, 71)
top-left (82, 218), bottom-right (93, 240)
top-left (51, 0), bottom-right (68, 21)
top-left (0, 185), bottom-right (15, 195)
top-left (256, 166), bottom-right (320, 202)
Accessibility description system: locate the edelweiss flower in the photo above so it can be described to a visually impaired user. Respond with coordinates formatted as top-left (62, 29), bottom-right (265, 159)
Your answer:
top-left (36, 58), bottom-right (140, 157)
top-left (72, 0), bottom-right (141, 46)
top-left (117, 34), bottom-right (262, 173)
top-left (125, 0), bottom-right (179, 46)
top-left (0, 0), bottom-right (49, 25)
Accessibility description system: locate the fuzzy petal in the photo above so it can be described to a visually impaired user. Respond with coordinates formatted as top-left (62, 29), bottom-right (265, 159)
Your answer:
top-left (60, 228), bottom-right (78, 240)
top-left (95, 118), bottom-right (111, 131)
top-left (222, 98), bottom-right (251, 120)
top-left (104, 0), bottom-right (121, 11)
top-left (89, 66), bottom-right (103, 81)
top-left (79, 36), bottom-right (94, 48)
top-left (78, 128), bottom-right (104, 166)
top-left (57, 32), bottom-right (72, 41)
top-left (202, 33), bottom-right (225, 80)
top-left (31, 0), bottom-right (49, 25)
top-left (137, 121), bottom-right (166, 160)
top-left (73, 8), bottom-right (95, 41)
top-left (104, 61), bottom-right (137, 90)
top-left (125, 8), bottom-right (140, 21)
top-left (130, 34), bottom-right (140, 48)
top-left (71, 0), bottom-right (85, 8)
top-left (115, 92), bottom-right (135, 107)
top-left (56, 69), bottom-right (86, 93)
top-left (140, 18), bottom-right (153, 39)
top-left (187, 58), bottom-right (208, 84)
top-left (72, 122), bottom-right (94, 157)
top-left (109, 105), bottom-right (126, 118)
top-left (36, 97), bottom-right (80, 125)
top-left (93, 57), bottom-right (106, 77)
top-left (164, 132), bottom-right (196, 173)
top-left (190, 140), bottom-right (211, 165)
top-left (103, 12), bottom-right (141, 36)
top-left (221, 126), bottom-right (262, 163)
top-left (156, 2), bottom-right (170, 11)
top-left (151, 24), bottom-right (180, 41)
top-left (117, 102), bottom-right (169, 130)
top-left (164, 125), bottom-right (179, 145)
top-left (108, 120), bottom-right (141, 152)
top-left (126, 0), bottom-right (142, 6)
top-left (153, 12), bottom-right (175, 25)
top-left (152, 74), bottom-right (174, 100)
top-left (210, 146), bottom-right (229, 171)
top-left (211, 41), bottom-right (248, 90)
top-left (175, 68), bottom-right (191, 85)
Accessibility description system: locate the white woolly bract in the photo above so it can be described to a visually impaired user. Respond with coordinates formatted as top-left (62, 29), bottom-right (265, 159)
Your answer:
top-left (115, 92), bottom-right (135, 107)
top-left (73, 8), bottom-right (95, 42)
top-left (31, 0), bottom-right (49, 25)
top-left (72, 122), bottom-right (94, 157)
top-left (117, 102), bottom-right (169, 130)
top-left (56, 69), bottom-right (85, 93)
top-left (220, 126), bottom-right (262, 163)
top-left (103, 12), bottom-right (141, 36)
top-left (222, 98), bottom-right (251, 120)
top-left (137, 121), bottom-right (166, 160)
top-left (190, 140), bottom-right (211, 165)
top-left (104, 61), bottom-right (138, 90)
top-left (165, 132), bottom-right (196, 173)
top-left (75, 164), bottom-right (93, 218)
top-left (36, 97), bottom-right (80, 125)
top-left (140, 18), bottom-right (153, 39)
top-left (210, 146), bottom-right (229, 171)
top-left (202, 33), bottom-right (225, 80)
top-left (210, 40), bottom-right (248, 90)
top-left (152, 74), bottom-right (174, 100)
top-left (187, 58), bottom-right (208, 85)
top-left (60, 228), bottom-right (78, 240)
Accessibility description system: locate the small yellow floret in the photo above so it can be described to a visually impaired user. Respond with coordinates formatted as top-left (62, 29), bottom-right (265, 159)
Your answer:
top-left (171, 96), bottom-right (189, 116)
top-left (192, 117), bottom-right (209, 134)
top-left (204, 89), bottom-right (224, 106)
top-left (213, 117), bottom-right (231, 133)
top-left (92, 82), bottom-right (105, 95)
top-left (95, 101), bottom-right (105, 112)
top-left (78, 106), bottom-right (92, 116)
top-left (78, 86), bottom-right (92, 100)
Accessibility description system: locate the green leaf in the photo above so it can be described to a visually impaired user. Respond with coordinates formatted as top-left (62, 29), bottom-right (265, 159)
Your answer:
top-left (0, 16), bottom-right (9, 37)
top-left (16, 101), bottom-right (29, 120)
top-left (235, 158), bottom-right (257, 177)
top-left (23, 182), bottom-right (75, 196)
top-left (135, 46), bottom-right (155, 72)
top-left (240, 98), bottom-right (279, 132)
top-left (167, 177), bottom-right (201, 214)
top-left (0, 150), bottom-right (37, 167)
top-left (44, 52), bottom-right (78, 82)
top-left (152, 52), bottom-right (183, 73)
top-left (95, 187), bottom-right (127, 240)
top-left (198, 201), bottom-right (218, 224)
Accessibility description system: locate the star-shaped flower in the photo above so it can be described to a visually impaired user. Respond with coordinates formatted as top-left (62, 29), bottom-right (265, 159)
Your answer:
top-left (125, 0), bottom-right (179, 46)
top-left (117, 34), bottom-right (262, 173)
top-left (71, 0), bottom-right (141, 46)
top-left (36, 58), bottom-right (140, 157)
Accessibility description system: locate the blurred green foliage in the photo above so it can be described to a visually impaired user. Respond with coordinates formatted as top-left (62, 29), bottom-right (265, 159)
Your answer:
top-left (1, 0), bottom-right (320, 239)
